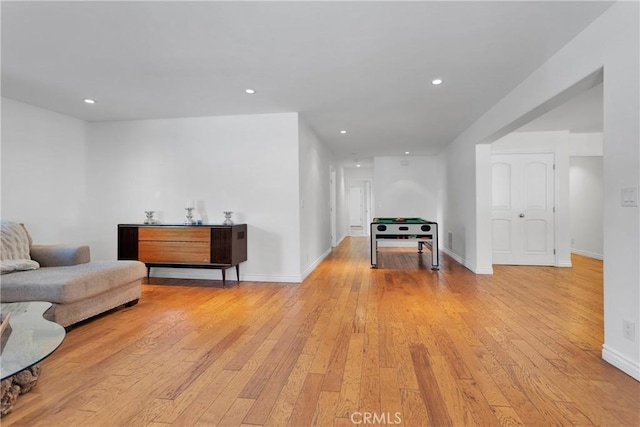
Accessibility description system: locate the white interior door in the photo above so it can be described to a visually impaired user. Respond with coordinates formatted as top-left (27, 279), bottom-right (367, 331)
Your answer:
top-left (492, 153), bottom-right (555, 265)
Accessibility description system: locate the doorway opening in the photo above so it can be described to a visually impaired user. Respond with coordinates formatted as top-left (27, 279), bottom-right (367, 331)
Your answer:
top-left (348, 180), bottom-right (372, 236)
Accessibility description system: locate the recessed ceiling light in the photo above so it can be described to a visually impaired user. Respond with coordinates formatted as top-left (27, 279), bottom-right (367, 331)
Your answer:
top-left (245, 89), bottom-right (256, 94)
top-left (340, 130), bottom-right (347, 134)
top-left (431, 79), bottom-right (443, 85)
top-left (83, 98), bottom-right (96, 104)
top-left (356, 164), bottom-right (361, 168)
top-left (405, 151), bottom-right (410, 155)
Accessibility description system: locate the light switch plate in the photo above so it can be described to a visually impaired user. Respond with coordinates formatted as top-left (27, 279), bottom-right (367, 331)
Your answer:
top-left (621, 186), bottom-right (638, 207)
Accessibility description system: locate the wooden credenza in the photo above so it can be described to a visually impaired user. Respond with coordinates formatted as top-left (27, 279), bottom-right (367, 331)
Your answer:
top-left (118, 224), bottom-right (247, 286)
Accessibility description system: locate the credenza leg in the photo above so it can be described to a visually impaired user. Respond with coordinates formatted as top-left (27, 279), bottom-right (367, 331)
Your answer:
top-left (222, 269), bottom-right (226, 287)
top-left (236, 264), bottom-right (240, 285)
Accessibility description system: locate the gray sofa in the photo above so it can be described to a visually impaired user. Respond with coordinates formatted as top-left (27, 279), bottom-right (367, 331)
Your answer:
top-left (1, 221), bottom-right (146, 327)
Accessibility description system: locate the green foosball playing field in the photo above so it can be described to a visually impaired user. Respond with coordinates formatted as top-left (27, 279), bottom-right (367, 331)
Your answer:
top-left (372, 217), bottom-right (430, 224)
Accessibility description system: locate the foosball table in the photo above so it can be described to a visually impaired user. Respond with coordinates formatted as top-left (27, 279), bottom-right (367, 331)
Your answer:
top-left (370, 217), bottom-right (439, 270)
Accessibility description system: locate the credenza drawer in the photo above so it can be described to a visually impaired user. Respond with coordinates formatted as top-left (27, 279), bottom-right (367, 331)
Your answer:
top-left (139, 227), bottom-right (209, 242)
top-left (138, 241), bottom-right (210, 263)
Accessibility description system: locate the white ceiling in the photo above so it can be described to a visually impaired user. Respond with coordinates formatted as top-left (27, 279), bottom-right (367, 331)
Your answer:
top-left (1, 1), bottom-right (611, 162)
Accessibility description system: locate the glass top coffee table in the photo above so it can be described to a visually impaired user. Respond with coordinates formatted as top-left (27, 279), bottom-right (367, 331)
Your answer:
top-left (1, 301), bottom-right (66, 380)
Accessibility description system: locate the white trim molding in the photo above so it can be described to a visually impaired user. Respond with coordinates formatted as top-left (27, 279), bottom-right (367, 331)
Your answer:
top-left (441, 247), bottom-right (494, 275)
top-left (571, 248), bottom-right (604, 260)
top-left (602, 344), bottom-right (640, 381)
top-left (301, 248), bottom-right (332, 281)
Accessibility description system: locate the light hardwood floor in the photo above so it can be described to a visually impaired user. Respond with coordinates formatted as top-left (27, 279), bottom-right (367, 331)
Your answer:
top-left (4, 237), bottom-right (639, 426)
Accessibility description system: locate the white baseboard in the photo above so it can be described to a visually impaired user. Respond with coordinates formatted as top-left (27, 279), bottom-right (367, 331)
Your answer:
top-left (440, 247), bottom-right (494, 275)
top-left (441, 246), bottom-right (463, 264)
top-left (301, 248), bottom-right (332, 280)
top-left (473, 265), bottom-right (495, 274)
top-left (241, 274), bottom-right (302, 283)
top-left (557, 259), bottom-right (573, 267)
top-left (602, 344), bottom-right (640, 381)
top-left (571, 248), bottom-right (604, 260)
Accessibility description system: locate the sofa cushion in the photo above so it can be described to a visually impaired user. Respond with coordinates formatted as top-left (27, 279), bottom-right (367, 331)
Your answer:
top-left (1, 221), bottom-right (39, 274)
top-left (0, 260), bottom-right (146, 304)
top-left (1, 259), bottom-right (41, 275)
top-left (30, 244), bottom-right (90, 267)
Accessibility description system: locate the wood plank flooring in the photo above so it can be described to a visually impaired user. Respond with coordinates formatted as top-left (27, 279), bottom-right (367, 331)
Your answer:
top-left (3, 237), bottom-right (639, 426)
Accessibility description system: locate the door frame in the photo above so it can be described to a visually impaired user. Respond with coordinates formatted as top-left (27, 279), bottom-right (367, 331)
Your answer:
top-left (363, 180), bottom-right (372, 234)
top-left (330, 166), bottom-right (337, 247)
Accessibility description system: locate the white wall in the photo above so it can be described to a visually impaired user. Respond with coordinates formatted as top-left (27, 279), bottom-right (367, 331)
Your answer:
top-left (474, 144), bottom-right (493, 273)
top-left (86, 113), bottom-right (303, 282)
top-left (1, 98), bottom-right (90, 245)
top-left (441, 140), bottom-right (476, 269)
top-left (344, 166), bottom-right (374, 185)
top-left (373, 156), bottom-right (439, 248)
top-left (569, 132), bottom-right (604, 156)
top-left (2, 100), bottom-right (340, 283)
top-left (569, 133), bottom-right (604, 259)
top-left (373, 156), bottom-right (438, 219)
top-left (492, 131), bottom-right (572, 267)
top-left (570, 157), bottom-right (603, 259)
top-left (298, 118), bottom-right (335, 278)
top-left (440, 2), bottom-right (639, 379)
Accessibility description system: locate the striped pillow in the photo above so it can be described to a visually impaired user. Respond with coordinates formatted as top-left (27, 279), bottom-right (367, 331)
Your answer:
top-left (1, 220), bottom-right (40, 274)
